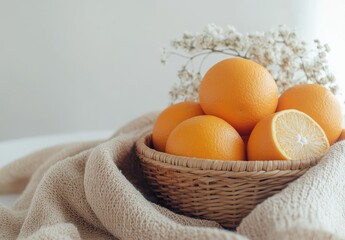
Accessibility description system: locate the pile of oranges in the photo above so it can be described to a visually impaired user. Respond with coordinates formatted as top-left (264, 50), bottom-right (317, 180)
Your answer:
top-left (152, 58), bottom-right (344, 161)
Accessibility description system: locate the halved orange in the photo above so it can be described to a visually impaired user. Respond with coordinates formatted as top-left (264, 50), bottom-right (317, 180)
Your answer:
top-left (247, 109), bottom-right (330, 160)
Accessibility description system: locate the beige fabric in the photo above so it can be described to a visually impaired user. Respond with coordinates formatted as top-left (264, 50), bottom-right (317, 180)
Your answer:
top-left (0, 112), bottom-right (344, 240)
top-left (238, 139), bottom-right (345, 240)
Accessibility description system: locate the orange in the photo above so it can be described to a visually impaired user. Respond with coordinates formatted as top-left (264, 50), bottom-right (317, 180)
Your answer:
top-left (199, 58), bottom-right (278, 136)
top-left (277, 84), bottom-right (343, 145)
top-left (247, 109), bottom-right (330, 161)
top-left (166, 115), bottom-right (245, 160)
top-left (152, 101), bottom-right (204, 152)
top-left (337, 129), bottom-right (345, 142)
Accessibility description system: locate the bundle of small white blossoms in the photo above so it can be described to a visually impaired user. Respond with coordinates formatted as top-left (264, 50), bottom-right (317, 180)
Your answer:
top-left (161, 24), bottom-right (340, 103)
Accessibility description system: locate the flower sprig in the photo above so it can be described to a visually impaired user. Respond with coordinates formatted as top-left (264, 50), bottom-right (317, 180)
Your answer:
top-left (161, 24), bottom-right (340, 103)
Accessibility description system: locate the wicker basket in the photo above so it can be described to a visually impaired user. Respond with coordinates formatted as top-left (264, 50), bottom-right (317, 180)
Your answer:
top-left (135, 133), bottom-right (320, 229)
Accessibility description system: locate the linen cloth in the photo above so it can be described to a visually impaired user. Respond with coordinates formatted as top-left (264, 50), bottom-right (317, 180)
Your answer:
top-left (0, 113), bottom-right (344, 240)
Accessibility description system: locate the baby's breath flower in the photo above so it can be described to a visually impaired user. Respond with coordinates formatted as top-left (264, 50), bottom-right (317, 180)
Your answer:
top-left (162, 24), bottom-right (342, 103)
top-left (160, 48), bottom-right (167, 65)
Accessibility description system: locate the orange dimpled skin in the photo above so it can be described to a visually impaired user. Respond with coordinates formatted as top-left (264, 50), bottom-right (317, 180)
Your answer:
top-left (247, 113), bottom-right (287, 160)
top-left (277, 84), bottom-right (343, 145)
top-left (165, 115), bottom-right (245, 160)
top-left (199, 58), bottom-right (278, 136)
top-left (152, 101), bottom-right (204, 152)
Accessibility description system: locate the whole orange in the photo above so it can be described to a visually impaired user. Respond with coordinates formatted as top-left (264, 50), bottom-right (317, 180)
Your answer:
top-left (199, 58), bottom-right (278, 136)
top-left (277, 84), bottom-right (343, 145)
top-left (165, 115), bottom-right (245, 160)
top-left (152, 101), bottom-right (204, 152)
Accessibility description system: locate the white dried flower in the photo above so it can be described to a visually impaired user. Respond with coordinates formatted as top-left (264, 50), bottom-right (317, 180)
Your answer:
top-left (162, 24), bottom-right (342, 103)
top-left (160, 48), bottom-right (168, 65)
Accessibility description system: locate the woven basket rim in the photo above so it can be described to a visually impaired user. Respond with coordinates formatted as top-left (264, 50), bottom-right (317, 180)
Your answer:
top-left (135, 132), bottom-right (320, 172)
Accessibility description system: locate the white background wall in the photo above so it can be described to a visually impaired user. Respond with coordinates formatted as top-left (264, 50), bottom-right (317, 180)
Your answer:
top-left (0, 0), bottom-right (344, 141)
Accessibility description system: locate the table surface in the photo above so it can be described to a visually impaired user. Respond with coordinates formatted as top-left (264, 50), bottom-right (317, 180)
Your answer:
top-left (0, 130), bottom-right (114, 207)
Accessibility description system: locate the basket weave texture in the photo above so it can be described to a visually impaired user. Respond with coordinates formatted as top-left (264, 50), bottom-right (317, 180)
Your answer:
top-left (135, 133), bottom-right (320, 229)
